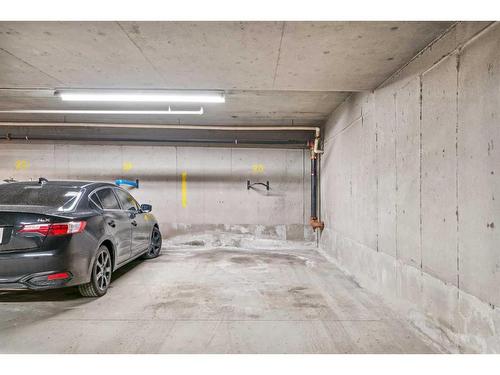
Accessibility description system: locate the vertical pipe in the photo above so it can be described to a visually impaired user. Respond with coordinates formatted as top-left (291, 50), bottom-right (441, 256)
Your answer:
top-left (309, 142), bottom-right (324, 231)
top-left (311, 156), bottom-right (317, 219)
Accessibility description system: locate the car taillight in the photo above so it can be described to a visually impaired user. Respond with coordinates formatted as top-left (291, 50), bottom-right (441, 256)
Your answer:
top-left (48, 221), bottom-right (87, 236)
top-left (17, 223), bottom-right (50, 236)
top-left (18, 221), bottom-right (87, 236)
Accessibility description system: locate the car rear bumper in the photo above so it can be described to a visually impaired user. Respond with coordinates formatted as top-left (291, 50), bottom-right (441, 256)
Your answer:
top-left (0, 270), bottom-right (74, 290)
top-left (0, 241), bottom-right (93, 290)
top-left (0, 281), bottom-right (28, 290)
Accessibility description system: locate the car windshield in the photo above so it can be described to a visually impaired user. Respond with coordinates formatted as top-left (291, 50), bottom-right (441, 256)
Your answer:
top-left (0, 183), bottom-right (83, 211)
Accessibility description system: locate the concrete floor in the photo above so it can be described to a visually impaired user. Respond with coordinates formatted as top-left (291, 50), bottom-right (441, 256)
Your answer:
top-left (0, 239), bottom-right (444, 353)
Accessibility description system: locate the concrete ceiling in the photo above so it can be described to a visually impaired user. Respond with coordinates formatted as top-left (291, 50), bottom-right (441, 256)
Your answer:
top-left (0, 89), bottom-right (346, 126)
top-left (0, 21), bottom-right (453, 136)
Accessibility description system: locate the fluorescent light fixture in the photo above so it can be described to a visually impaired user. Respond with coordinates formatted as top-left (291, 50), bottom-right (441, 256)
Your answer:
top-left (55, 90), bottom-right (225, 103)
top-left (0, 107), bottom-right (204, 115)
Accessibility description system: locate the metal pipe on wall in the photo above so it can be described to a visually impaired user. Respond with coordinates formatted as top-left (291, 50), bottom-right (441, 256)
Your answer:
top-left (0, 122), bottom-right (323, 154)
top-left (309, 143), bottom-right (324, 231)
top-left (311, 156), bottom-right (317, 218)
top-left (0, 121), bottom-right (325, 230)
top-left (0, 134), bottom-right (307, 146)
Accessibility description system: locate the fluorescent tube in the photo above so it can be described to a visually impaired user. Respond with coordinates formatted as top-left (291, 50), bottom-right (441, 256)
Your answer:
top-left (55, 90), bottom-right (225, 103)
top-left (0, 108), bottom-right (204, 115)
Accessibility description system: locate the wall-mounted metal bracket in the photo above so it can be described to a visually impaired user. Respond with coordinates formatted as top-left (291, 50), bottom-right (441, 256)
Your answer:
top-left (247, 180), bottom-right (270, 191)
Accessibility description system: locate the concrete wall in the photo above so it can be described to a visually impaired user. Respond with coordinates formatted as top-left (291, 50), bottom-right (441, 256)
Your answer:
top-left (0, 142), bottom-right (313, 241)
top-left (319, 22), bottom-right (500, 352)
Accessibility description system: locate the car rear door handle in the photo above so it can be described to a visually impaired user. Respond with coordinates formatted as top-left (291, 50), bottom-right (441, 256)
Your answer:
top-left (131, 220), bottom-right (137, 227)
top-left (107, 220), bottom-right (116, 228)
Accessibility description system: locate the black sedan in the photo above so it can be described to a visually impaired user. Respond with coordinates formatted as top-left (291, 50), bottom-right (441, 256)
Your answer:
top-left (0, 179), bottom-right (162, 297)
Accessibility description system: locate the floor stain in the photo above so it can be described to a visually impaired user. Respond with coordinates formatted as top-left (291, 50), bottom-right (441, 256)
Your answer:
top-left (188, 248), bottom-right (310, 267)
top-left (263, 285), bottom-right (329, 312)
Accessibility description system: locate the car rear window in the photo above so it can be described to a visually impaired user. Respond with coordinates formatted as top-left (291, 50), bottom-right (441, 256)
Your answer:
top-left (0, 183), bottom-right (83, 210)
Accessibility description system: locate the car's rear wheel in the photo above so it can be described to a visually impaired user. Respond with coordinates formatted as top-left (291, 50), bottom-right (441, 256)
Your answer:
top-left (142, 227), bottom-right (162, 259)
top-left (78, 245), bottom-right (112, 297)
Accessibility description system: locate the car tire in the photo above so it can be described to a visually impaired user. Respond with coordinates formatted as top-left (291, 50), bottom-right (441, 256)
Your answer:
top-left (142, 226), bottom-right (162, 259)
top-left (78, 245), bottom-right (112, 297)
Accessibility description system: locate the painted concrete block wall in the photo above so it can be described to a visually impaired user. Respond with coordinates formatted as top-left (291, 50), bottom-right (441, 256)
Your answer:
top-left (319, 22), bottom-right (500, 352)
top-left (0, 142), bottom-right (312, 240)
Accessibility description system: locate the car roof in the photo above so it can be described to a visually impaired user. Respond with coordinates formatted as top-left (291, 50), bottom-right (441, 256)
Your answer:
top-left (1, 180), bottom-right (116, 189)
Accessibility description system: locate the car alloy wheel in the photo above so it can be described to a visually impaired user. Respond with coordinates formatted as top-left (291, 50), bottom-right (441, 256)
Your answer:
top-left (142, 227), bottom-right (162, 259)
top-left (95, 248), bottom-right (112, 291)
top-left (78, 245), bottom-right (113, 297)
top-left (148, 227), bottom-right (162, 257)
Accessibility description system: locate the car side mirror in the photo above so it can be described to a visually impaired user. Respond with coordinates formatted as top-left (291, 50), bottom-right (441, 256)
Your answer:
top-left (140, 204), bottom-right (152, 213)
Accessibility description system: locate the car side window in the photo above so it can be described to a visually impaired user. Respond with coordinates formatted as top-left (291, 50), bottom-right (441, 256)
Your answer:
top-left (114, 189), bottom-right (140, 211)
top-left (95, 188), bottom-right (120, 210)
top-left (89, 192), bottom-right (103, 210)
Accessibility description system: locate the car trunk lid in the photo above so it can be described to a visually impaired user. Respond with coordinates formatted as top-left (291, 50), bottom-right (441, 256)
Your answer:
top-left (0, 208), bottom-right (56, 251)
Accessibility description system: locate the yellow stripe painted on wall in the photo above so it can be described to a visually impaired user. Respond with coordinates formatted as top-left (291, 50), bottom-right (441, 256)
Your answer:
top-left (181, 172), bottom-right (187, 208)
